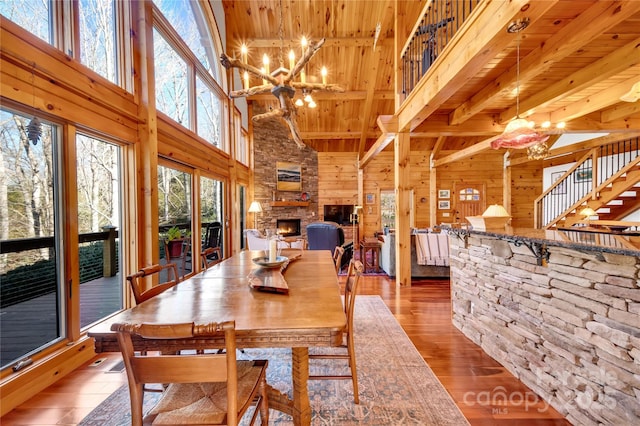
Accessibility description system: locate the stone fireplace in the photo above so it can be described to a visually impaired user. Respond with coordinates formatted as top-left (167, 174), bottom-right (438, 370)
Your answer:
top-left (252, 106), bottom-right (318, 237)
top-left (277, 219), bottom-right (301, 237)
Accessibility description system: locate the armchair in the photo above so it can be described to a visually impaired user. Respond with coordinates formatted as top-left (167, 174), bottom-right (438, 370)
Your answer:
top-left (306, 221), bottom-right (353, 269)
top-left (244, 229), bottom-right (290, 251)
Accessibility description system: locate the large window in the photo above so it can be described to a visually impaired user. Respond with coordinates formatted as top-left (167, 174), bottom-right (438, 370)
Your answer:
top-left (153, 2), bottom-right (224, 149)
top-left (78, 0), bottom-right (118, 84)
top-left (1, 1), bottom-right (128, 90)
top-left (0, 108), bottom-right (63, 370)
top-left (154, 29), bottom-right (189, 125)
top-left (158, 164), bottom-right (193, 277)
top-left (76, 133), bottom-right (123, 328)
top-left (0, 0), bottom-right (52, 44)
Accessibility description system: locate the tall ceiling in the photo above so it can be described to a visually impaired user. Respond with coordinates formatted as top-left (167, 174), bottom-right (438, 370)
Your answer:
top-left (220, 0), bottom-right (640, 157)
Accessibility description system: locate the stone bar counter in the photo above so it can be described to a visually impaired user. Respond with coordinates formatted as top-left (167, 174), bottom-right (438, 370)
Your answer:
top-left (448, 227), bottom-right (639, 425)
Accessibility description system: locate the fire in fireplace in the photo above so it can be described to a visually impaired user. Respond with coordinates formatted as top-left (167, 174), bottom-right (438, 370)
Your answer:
top-left (276, 219), bottom-right (301, 237)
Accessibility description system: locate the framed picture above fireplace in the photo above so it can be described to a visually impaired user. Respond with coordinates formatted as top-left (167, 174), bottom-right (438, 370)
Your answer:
top-left (276, 162), bottom-right (302, 191)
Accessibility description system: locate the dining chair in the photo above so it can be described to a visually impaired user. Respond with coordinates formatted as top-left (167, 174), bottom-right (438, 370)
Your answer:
top-left (201, 246), bottom-right (222, 270)
top-left (126, 263), bottom-right (180, 305)
top-left (332, 245), bottom-right (345, 274)
top-left (163, 237), bottom-right (192, 277)
top-left (111, 320), bottom-right (269, 426)
top-left (309, 259), bottom-right (364, 403)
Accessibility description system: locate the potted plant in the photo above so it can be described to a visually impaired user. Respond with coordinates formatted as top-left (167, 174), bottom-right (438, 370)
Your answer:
top-left (165, 226), bottom-right (186, 258)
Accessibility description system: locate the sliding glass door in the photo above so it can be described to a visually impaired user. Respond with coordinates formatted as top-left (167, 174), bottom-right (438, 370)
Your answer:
top-left (76, 134), bottom-right (123, 328)
top-left (0, 109), bottom-right (64, 370)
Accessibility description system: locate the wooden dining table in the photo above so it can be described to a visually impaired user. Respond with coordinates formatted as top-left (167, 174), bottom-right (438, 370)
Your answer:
top-left (87, 249), bottom-right (346, 426)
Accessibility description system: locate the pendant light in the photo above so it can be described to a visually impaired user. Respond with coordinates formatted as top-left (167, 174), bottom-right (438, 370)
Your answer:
top-left (491, 18), bottom-right (549, 151)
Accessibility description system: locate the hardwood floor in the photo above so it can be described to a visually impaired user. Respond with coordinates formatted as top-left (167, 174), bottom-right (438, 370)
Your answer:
top-left (2, 275), bottom-right (570, 425)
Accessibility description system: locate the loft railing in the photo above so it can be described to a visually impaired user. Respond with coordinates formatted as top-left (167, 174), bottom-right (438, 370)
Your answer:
top-left (534, 137), bottom-right (640, 228)
top-left (400, 0), bottom-right (479, 100)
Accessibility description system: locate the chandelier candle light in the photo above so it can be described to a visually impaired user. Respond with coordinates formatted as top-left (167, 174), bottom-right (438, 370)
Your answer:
top-left (220, 2), bottom-right (344, 149)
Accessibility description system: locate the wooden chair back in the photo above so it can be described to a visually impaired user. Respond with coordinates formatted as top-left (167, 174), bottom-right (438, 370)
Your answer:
top-left (343, 259), bottom-right (364, 335)
top-left (201, 246), bottom-right (222, 270)
top-left (332, 245), bottom-right (345, 274)
top-left (126, 263), bottom-right (179, 305)
top-left (163, 238), bottom-right (191, 277)
top-left (309, 259), bottom-right (364, 403)
top-left (111, 320), bottom-right (269, 426)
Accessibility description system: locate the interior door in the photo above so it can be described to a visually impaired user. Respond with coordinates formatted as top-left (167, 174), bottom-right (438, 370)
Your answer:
top-left (454, 183), bottom-right (486, 224)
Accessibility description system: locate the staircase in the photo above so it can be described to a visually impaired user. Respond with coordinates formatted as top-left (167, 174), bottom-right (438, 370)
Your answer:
top-left (534, 137), bottom-right (640, 229)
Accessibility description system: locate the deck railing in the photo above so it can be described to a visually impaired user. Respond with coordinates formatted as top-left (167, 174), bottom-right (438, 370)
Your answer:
top-left (400, 0), bottom-right (479, 100)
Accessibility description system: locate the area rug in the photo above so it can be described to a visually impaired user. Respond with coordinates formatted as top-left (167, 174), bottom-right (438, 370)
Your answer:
top-left (79, 296), bottom-right (469, 425)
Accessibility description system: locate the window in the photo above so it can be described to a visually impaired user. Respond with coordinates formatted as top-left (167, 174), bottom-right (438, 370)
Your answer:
top-left (380, 190), bottom-right (395, 229)
top-left (153, 0), bottom-right (217, 78)
top-left (201, 175), bottom-right (224, 254)
top-left (234, 109), bottom-right (248, 165)
top-left (0, 0), bottom-right (52, 44)
top-left (0, 108), bottom-right (64, 369)
top-left (196, 74), bottom-right (222, 146)
top-left (153, 2), bottom-right (224, 149)
top-left (76, 133), bottom-right (123, 328)
top-left (154, 29), bottom-right (189, 125)
top-left (78, 0), bottom-right (118, 84)
top-left (158, 164), bottom-right (192, 277)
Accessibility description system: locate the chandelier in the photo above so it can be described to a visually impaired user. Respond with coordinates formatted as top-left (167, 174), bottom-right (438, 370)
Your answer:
top-left (220, 0), bottom-right (343, 149)
top-left (491, 18), bottom-right (549, 153)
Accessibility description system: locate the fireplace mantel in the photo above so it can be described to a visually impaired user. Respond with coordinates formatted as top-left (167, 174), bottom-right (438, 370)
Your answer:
top-left (271, 201), bottom-right (309, 207)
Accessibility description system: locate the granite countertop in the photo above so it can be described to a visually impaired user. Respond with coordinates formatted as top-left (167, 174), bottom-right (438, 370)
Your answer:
top-left (450, 226), bottom-right (640, 257)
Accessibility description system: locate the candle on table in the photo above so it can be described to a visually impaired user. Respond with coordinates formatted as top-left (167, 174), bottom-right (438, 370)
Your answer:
top-left (321, 66), bottom-right (327, 85)
top-left (269, 238), bottom-right (277, 262)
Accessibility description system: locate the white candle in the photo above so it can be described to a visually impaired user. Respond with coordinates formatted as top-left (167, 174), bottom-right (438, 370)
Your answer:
top-left (240, 44), bottom-right (248, 63)
top-left (269, 239), bottom-right (277, 262)
top-left (321, 66), bottom-right (327, 85)
top-left (243, 71), bottom-right (249, 90)
top-left (289, 50), bottom-right (295, 70)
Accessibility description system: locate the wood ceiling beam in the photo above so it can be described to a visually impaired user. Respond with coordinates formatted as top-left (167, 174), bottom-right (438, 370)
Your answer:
top-left (558, 113), bottom-right (640, 132)
top-left (359, 116), bottom-right (397, 168)
top-left (499, 36), bottom-right (640, 124)
top-left (547, 132), bottom-right (640, 158)
top-left (431, 136), bottom-right (447, 161)
top-left (397, 0), bottom-right (556, 133)
top-left (246, 37), bottom-right (394, 49)
top-left (508, 132), bottom-right (640, 166)
top-left (600, 102), bottom-right (640, 123)
top-left (546, 75), bottom-right (640, 124)
top-left (451, 1), bottom-right (639, 126)
top-left (247, 91), bottom-right (394, 101)
top-left (410, 113), bottom-right (503, 136)
top-left (299, 131), bottom-right (378, 140)
top-left (358, 45), bottom-right (383, 159)
top-left (433, 137), bottom-right (498, 167)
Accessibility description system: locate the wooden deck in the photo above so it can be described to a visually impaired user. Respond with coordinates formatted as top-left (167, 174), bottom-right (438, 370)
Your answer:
top-left (0, 274), bottom-right (122, 369)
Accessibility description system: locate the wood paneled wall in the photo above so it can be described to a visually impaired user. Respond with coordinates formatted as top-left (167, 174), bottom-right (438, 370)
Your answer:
top-left (318, 148), bottom-right (538, 238)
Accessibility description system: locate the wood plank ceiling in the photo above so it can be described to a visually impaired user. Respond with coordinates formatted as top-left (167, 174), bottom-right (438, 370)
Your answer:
top-left (220, 0), bottom-right (640, 157)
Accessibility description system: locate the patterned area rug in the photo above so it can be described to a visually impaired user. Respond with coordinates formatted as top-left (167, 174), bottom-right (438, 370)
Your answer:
top-left (79, 296), bottom-right (469, 425)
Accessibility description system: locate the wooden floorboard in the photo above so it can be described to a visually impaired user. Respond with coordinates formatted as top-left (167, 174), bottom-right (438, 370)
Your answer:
top-left (1, 275), bottom-right (571, 425)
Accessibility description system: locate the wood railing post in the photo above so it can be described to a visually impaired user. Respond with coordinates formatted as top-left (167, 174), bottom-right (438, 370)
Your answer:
top-left (102, 225), bottom-right (117, 277)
